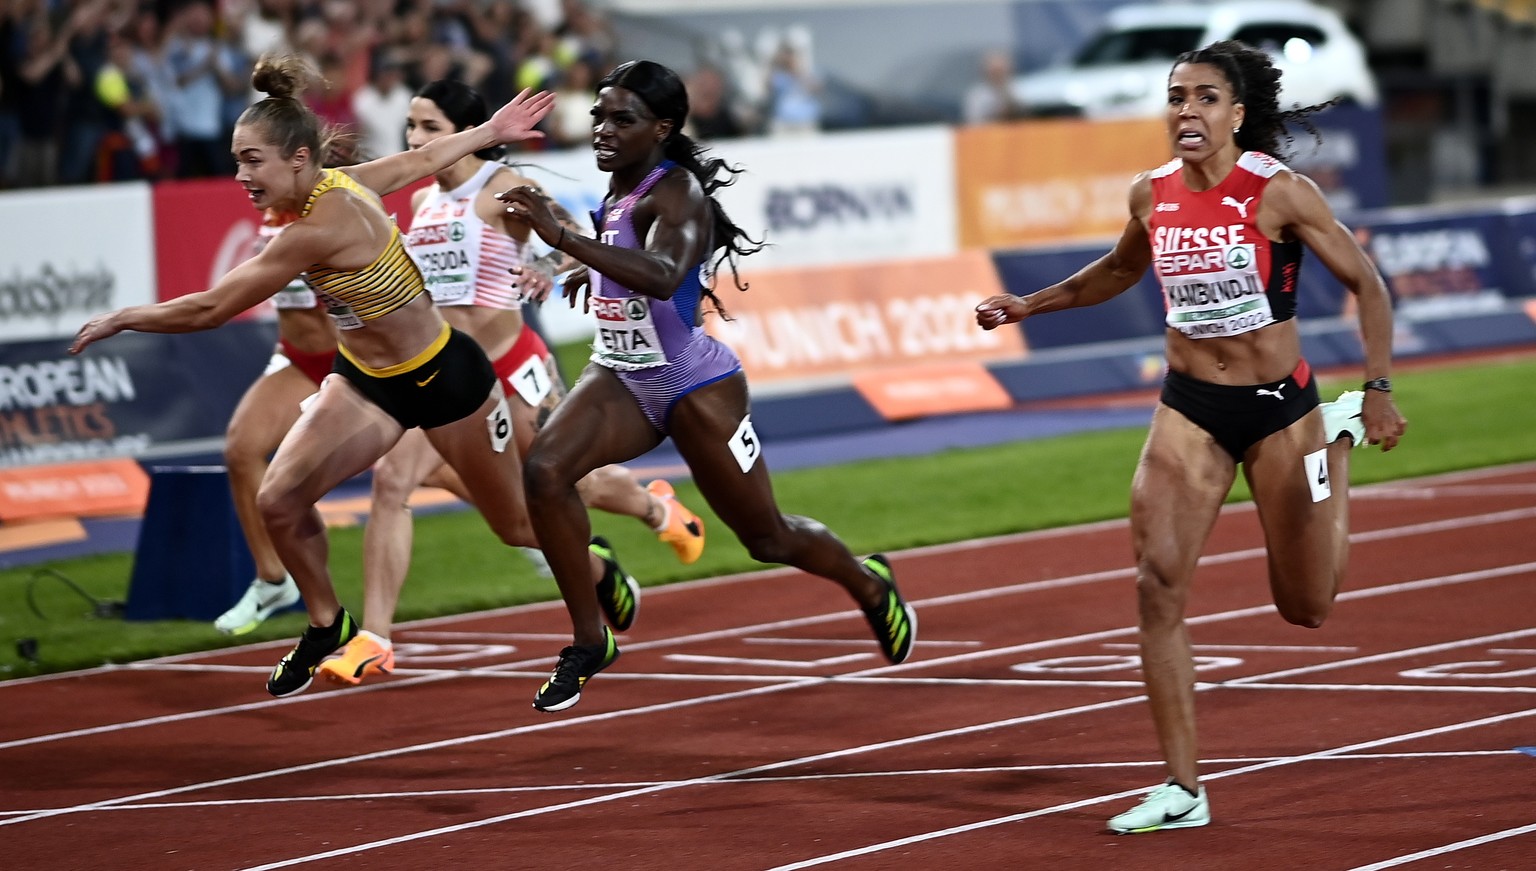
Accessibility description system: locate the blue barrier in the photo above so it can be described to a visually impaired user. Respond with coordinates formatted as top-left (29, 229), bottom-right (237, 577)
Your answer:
top-left (124, 465), bottom-right (259, 622)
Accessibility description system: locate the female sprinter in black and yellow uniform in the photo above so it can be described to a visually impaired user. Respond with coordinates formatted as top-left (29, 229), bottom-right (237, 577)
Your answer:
top-left (71, 54), bottom-right (629, 699)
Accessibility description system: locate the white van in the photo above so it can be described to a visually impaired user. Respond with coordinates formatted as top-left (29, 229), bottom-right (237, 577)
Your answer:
top-left (1012, 0), bottom-right (1379, 118)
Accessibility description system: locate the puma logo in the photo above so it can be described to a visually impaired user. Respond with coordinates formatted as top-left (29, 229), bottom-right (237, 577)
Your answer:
top-left (1222, 195), bottom-right (1255, 218)
top-left (415, 370), bottom-right (440, 387)
top-left (1255, 386), bottom-right (1285, 400)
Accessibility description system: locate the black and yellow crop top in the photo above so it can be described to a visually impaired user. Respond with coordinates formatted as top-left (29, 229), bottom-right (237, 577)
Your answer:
top-left (301, 168), bottom-right (425, 329)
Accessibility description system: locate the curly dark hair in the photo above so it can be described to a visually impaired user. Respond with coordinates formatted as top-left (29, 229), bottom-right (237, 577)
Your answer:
top-left (1172, 40), bottom-right (1334, 158)
top-left (598, 60), bottom-right (764, 314)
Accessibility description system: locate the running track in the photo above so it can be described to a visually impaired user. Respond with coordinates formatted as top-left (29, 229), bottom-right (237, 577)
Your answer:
top-left (3, 463), bottom-right (1534, 870)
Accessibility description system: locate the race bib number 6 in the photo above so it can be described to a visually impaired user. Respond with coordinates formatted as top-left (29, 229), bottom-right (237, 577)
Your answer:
top-left (486, 384), bottom-right (513, 453)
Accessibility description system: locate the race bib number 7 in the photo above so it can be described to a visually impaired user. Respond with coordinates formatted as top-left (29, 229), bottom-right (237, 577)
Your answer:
top-left (509, 354), bottom-right (553, 407)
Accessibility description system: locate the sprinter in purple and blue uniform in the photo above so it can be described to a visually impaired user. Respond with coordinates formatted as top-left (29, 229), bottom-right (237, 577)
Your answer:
top-left (500, 60), bottom-right (919, 714)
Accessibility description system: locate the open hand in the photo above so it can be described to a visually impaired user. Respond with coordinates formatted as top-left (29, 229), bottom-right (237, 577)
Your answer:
top-left (70, 312), bottom-right (122, 355)
top-left (486, 89), bottom-right (557, 145)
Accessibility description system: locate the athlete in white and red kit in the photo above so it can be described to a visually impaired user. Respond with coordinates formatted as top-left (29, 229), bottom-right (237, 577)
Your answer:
top-left (975, 40), bottom-right (1407, 833)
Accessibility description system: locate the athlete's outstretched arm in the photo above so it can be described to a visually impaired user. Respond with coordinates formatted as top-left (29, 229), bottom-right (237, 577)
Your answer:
top-left (978, 175), bottom-right (1154, 330)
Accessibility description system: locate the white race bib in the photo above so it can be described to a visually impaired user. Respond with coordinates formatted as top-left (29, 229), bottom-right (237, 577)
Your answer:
top-left (590, 294), bottom-right (666, 370)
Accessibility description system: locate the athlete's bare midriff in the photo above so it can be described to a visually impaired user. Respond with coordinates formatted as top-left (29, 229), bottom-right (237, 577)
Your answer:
top-left (276, 305), bottom-right (337, 355)
top-left (1164, 319), bottom-right (1303, 385)
top-left (439, 303), bottom-right (524, 364)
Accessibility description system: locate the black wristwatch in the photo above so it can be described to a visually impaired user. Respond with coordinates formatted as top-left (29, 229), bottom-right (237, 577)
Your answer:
top-left (1363, 377), bottom-right (1392, 393)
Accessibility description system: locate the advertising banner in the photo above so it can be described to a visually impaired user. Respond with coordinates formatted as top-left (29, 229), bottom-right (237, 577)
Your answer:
top-left (0, 183), bottom-right (157, 342)
top-left (0, 458), bottom-right (149, 522)
top-left (1285, 103), bottom-right (1390, 214)
top-left (1496, 198), bottom-right (1536, 299)
top-left (0, 324), bottom-right (273, 468)
top-left (708, 126), bottom-right (958, 270)
top-left (706, 250), bottom-right (1022, 385)
top-left (151, 176), bottom-right (429, 311)
top-left (955, 117), bottom-right (1167, 249)
top-left (1353, 209), bottom-right (1512, 320)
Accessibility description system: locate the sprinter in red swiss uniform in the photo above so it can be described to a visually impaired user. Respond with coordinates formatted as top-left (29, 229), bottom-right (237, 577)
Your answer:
top-left (976, 40), bottom-right (1407, 833)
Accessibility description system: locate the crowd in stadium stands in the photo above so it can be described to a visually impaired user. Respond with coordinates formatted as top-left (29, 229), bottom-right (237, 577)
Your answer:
top-left (0, 0), bottom-right (811, 191)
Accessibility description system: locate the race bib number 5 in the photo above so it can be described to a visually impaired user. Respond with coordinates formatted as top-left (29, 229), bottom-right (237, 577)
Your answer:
top-left (728, 415), bottom-right (761, 473)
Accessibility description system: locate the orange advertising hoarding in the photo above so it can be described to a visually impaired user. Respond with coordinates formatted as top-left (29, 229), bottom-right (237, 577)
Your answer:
top-left (706, 250), bottom-right (1025, 389)
top-left (955, 117), bottom-right (1167, 249)
top-left (0, 458), bottom-right (150, 522)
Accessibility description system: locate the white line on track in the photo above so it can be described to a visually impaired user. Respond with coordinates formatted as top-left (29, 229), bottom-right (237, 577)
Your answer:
top-left (4, 461), bottom-right (1534, 867)
top-left (1345, 824), bottom-right (1536, 870)
top-left (765, 708), bottom-right (1536, 871)
top-left (0, 750), bottom-right (1515, 818)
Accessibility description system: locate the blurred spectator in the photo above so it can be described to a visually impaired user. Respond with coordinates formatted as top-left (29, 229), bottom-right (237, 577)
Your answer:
top-left (351, 54), bottom-right (410, 159)
top-left (515, 23), bottom-right (560, 94)
top-left (93, 29), bottom-right (164, 180)
top-left (58, 0), bottom-right (119, 186)
top-left (235, 0), bottom-right (296, 59)
top-left (163, 0), bottom-right (243, 178)
top-left (0, 0), bottom-right (626, 189)
top-left (306, 52), bottom-right (357, 153)
top-left (556, 0), bottom-right (614, 68)
top-left (765, 31), bottom-right (821, 137)
top-left (548, 55), bottom-right (596, 150)
top-left (13, 3), bottom-right (78, 188)
top-left (685, 64), bottom-right (745, 141)
top-left (963, 50), bottom-right (1026, 125)
top-left (123, 2), bottom-right (177, 178)
top-left (0, 0), bottom-right (29, 187)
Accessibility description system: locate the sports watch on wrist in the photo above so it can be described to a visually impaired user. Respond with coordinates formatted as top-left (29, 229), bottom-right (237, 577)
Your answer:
top-left (1362, 377), bottom-right (1392, 393)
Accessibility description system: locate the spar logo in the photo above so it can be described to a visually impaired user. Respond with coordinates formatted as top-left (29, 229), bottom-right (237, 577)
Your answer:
top-left (1225, 246), bottom-right (1252, 270)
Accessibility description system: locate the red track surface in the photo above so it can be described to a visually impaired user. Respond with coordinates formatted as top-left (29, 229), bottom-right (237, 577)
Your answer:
top-left (3, 463), bottom-right (1535, 870)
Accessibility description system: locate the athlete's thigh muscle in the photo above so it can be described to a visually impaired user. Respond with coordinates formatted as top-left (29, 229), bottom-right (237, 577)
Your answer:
top-left (1242, 408), bottom-right (1341, 591)
top-left (666, 373), bottom-right (787, 541)
top-left (266, 375), bottom-right (404, 506)
top-left (1131, 404), bottom-right (1238, 584)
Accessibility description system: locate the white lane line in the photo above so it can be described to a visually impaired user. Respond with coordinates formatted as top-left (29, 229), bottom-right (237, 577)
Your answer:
top-left (1102, 643), bottom-right (1360, 652)
top-left (1345, 823), bottom-right (1536, 870)
top-left (763, 708), bottom-right (1536, 871)
top-left (0, 749), bottom-right (1516, 818)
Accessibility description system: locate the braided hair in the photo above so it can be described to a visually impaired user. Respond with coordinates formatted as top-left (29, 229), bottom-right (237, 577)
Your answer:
top-left (1172, 40), bottom-right (1333, 159)
top-left (598, 60), bottom-right (764, 313)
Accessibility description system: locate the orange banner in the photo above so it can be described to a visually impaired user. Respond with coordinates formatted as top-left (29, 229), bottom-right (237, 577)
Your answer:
top-left (955, 117), bottom-right (1167, 248)
top-left (853, 362), bottom-right (1013, 421)
top-left (0, 458), bottom-right (150, 522)
top-left (706, 250), bottom-right (1025, 385)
